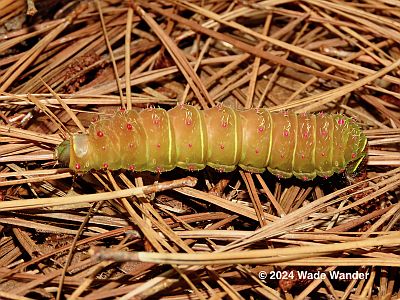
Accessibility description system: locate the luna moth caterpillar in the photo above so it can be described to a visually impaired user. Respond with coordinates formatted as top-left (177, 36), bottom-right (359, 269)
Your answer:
top-left (55, 104), bottom-right (367, 180)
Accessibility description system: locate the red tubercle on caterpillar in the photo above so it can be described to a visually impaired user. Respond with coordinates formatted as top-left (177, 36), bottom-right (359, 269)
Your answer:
top-left (129, 165), bottom-right (135, 171)
top-left (103, 163), bottom-right (109, 169)
top-left (156, 143), bottom-right (161, 148)
top-left (255, 148), bottom-right (259, 154)
top-left (303, 132), bottom-right (309, 139)
top-left (321, 130), bottom-right (328, 137)
top-left (188, 143), bottom-right (193, 148)
top-left (126, 123), bottom-right (133, 130)
top-left (155, 166), bottom-right (163, 173)
top-left (337, 118), bottom-right (345, 125)
top-left (351, 153), bottom-right (356, 159)
top-left (97, 130), bottom-right (104, 137)
top-left (283, 111), bottom-right (289, 117)
top-left (301, 153), bottom-right (305, 159)
top-left (152, 118), bottom-right (160, 126)
top-left (188, 165), bottom-right (195, 172)
top-left (302, 176), bottom-right (308, 181)
top-left (283, 130), bottom-right (289, 137)
top-left (75, 163), bottom-right (81, 170)
top-left (257, 126), bottom-right (264, 133)
top-left (321, 152), bottom-right (325, 157)
top-left (119, 107), bottom-right (126, 112)
top-left (185, 118), bottom-right (192, 126)
top-left (128, 143), bottom-right (134, 149)
top-left (220, 144), bottom-right (225, 150)
top-left (221, 120), bottom-right (228, 128)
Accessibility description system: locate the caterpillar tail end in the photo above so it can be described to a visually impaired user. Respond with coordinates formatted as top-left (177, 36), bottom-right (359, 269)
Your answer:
top-left (55, 140), bottom-right (71, 167)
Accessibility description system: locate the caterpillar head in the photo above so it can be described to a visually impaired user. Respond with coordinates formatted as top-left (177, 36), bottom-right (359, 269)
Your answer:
top-left (345, 130), bottom-right (368, 175)
top-left (345, 144), bottom-right (367, 185)
top-left (55, 140), bottom-right (70, 167)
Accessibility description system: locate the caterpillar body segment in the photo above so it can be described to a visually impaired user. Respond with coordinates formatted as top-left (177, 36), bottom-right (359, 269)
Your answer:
top-left (56, 105), bottom-right (367, 180)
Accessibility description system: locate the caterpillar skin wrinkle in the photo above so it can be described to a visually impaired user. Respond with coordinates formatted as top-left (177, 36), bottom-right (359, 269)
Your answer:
top-left (55, 105), bottom-right (367, 180)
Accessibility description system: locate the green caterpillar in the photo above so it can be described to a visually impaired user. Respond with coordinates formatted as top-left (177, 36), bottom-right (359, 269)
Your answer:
top-left (55, 104), bottom-right (367, 180)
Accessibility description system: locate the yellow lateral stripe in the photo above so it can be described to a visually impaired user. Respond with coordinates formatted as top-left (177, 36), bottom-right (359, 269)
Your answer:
top-left (196, 107), bottom-right (204, 163)
top-left (266, 111), bottom-right (273, 167)
top-left (291, 113), bottom-right (298, 173)
top-left (232, 107), bottom-right (238, 163)
top-left (329, 115), bottom-right (334, 170)
top-left (166, 111), bottom-right (172, 165)
top-left (311, 114), bottom-right (317, 172)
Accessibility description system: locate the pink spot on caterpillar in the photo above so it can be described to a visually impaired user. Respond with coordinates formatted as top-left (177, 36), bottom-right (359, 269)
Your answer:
top-left (185, 118), bottom-right (192, 125)
top-left (324, 176), bottom-right (328, 179)
top-left (255, 148), bottom-right (259, 154)
top-left (283, 111), bottom-right (288, 117)
top-left (338, 118), bottom-right (345, 125)
top-left (129, 165), bottom-right (135, 171)
top-left (220, 144), bottom-right (225, 150)
top-left (221, 121), bottom-right (228, 128)
top-left (321, 130), bottom-right (328, 137)
top-left (188, 143), bottom-right (192, 148)
top-left (283, 130), bottom-right (289, 137)
top-left (258, 126), bottom-right (264, 133)
top-left (120, 108), bottom-right (126, 112)
top-left (156, 166), bottom-right (162, 173)
top-left (319, 111), bottom-right (324, 116)
top-left (277, 174), bottom-right (283, 179)
top-left (302, 176), bottom-right (308, 181)
top-left (126, 123), bottom-right (133, 130)
top-left (75, 163), bottom-right (81, 170)
top-left (97, 130), bottom-right (104, 137)
top-left (103, 163), bottom-right (109, 169)
top-left (156, 143), bottom-right (161, 148)
top-left (303, 132), bottom-right (309, 139)
top-left (188, 165), bottom-right (195, 172)
top-left (128, 143), bottom-right (134, 148)
top-left (321, 152), bottom-right (325, 157)
top-left (351, 153), bottom-right (356, 159)
top-left (301, 153), bottom-right (305, 159)
top-left (153, 118), bottom-right (160, 125)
